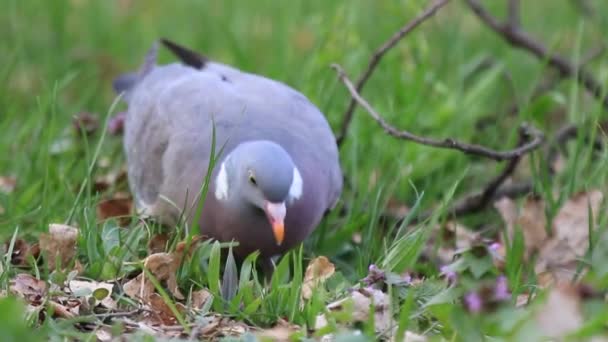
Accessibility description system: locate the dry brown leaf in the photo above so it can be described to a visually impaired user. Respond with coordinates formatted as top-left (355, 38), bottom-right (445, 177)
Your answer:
top-left (124, 248), bottom-right (191, 302)
top-left (319, 287), bottom-right (392, 335)
top-left (552, 190), bottom-right (604, 256)
top-left (95, 328), bottom-right (113, 342)
top-left (39, 224), bottom-right (79, 270)
top-left (537, 190), bottom-right (604, 283)
top-left (535, 284), bottom-right (583, 338)
top-left (147, 293), bottom-right (186, 325)
top-left (256, 318), bottom-right (299, 341)
top-left (191, 288), bottom-right (212, 310)
top-left (301, 256), bottom-right (335, 301)
top-left (5, 239), bottom-right (40, 266)
top-left (123, 272), bottom-right (154, 302)
top-left (148, 233), bottom-right (170, 254)
top-left (0, 176), bottom-right (16, 194)
top-left (9, 273), bottom-right (47, 304)
top-left (435, 221), bottom-right (480, 264)
top-left (96, 193), bottom-right (133, 226)
top-left (93, 167), bottom-right (127, 193)
top-left (497, 190), bottom-right (604, 287)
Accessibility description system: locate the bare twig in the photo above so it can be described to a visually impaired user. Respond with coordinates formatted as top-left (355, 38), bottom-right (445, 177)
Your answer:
top-left (466, 0), bottom-right (608, 109)
top-left (507, 0), bottom-right (520, 28)
top-left (332, 64), bottom-right (545, 161)
top-left (336, 0), bottom-right (451, 146)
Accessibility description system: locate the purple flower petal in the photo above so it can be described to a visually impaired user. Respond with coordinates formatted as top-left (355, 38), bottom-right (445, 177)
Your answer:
top-left (440, 265), bottom-right (457, 284)
top-left (464, 291), bottom-right (483, 313)
top-left (494, 275), bottom-right (511, 301)
top-left (108, 111), bottom-right (127, 135)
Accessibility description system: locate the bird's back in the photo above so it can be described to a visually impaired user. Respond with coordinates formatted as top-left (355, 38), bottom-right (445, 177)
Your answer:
top-left (122, 46), bottom-right (342, 237)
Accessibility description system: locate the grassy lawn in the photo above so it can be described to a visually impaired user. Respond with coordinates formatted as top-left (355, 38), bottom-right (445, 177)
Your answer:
top-left (1, 0), bottom-right (608, 340)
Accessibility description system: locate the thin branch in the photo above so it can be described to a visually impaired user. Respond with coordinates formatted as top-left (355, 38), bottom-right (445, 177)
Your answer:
top-left (336, 0), bottom-right (451, 146)
top-left (507, 0), bottom-right (520, 28)
top-left (332, 64), bottom-right (545, 161)
top-left (466, 0), bottom-right (608, 109)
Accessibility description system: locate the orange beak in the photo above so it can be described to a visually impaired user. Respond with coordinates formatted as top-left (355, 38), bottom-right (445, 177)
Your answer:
top-left (264, 201), bottom-right (286, 245)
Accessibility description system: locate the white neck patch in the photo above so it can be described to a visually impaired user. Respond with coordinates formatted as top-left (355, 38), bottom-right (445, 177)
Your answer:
top-left (288, 166), bottom-right (303, 203)
top-left (214, 161), bottom-right (230, 201)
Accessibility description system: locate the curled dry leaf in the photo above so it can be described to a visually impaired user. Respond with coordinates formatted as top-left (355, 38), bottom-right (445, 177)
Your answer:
top-left (301, 256), bottom-right (335, 301)
top-left (148, 233), bottom-right (170, 254)
top-left (147, 293), bottom-right (187, 325)
top-left (190, 288), bottom-right (213, 310)
top-left (39, 224), bottom-right (79, 270)
top-left (124, 237), bottom-right (203, 303)
top-left (96, 192), bottom-right (133, 226)
top-left (5, 239), bottom-right (40, 266)
top-left (0, 175), bottom-right (16, 194)
top-left (9, 273), bottom-right (47, 304)
top-left (535, 284), bottom-right (583, 338)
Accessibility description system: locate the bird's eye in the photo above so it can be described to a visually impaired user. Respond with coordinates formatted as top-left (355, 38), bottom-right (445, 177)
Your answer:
top-left (248, 171), bottom-right (257, 186)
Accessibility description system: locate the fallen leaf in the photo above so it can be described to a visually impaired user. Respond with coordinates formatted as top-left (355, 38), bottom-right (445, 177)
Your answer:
top-left (68, 279), bottom-right (116, 310)
top-left (39, 224), bottom-right (79, 270)
top-left (123, 272), bottom-right (153, 302)
top-left (148, 233), bottom-right (170, 254)
top-left (48, 300), bottom-right (76, 319)
top-left (96, 192), bottom-right (133, 226)
top-left (552, 190), bottom-right (603, 256)
top-left (435, 221), bottom-right (481, 264)
top-left (124, 249), bottom-right (193, 302)
top-left (95, 328), bottom-right (113, 342)
top-left (535, 284), bottom-right (583, 338)
top-left (495, 196), bottom-right (548, 256)
top-left (301, 256), bottom-right (335, 301)
top-left (536, 190), bottom-right (604, 283)
top-left (0, 176), bottom-right (16, 194)
top-left (93, 167), bottom-right (128, 193)
top-left (5, 239), bottom-right (40, 266)
top-left (320, 287), bottom-right (393, 335)
top-left (147, 293), bottom-right (186, 325)
top-left (256, 318), bottom-right (300, 341)
top-left (9, 273), bottom-right (47, 304)
top-left (190, 288), bottom-right (212, 310)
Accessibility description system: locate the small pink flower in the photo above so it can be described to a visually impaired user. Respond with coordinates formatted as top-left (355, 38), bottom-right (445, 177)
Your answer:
top-left (494, 276), bottom-right (510, 301)
top-left (464, 292), bottom-right (483, 313)
top-left (440, 265), bottom-right (457, 284)
top-left (108, 111), bottom-right (127, 135)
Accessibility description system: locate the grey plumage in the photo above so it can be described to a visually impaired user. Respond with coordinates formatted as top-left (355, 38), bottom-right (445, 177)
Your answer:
top-left (115, 39), bottom-right (342, 259)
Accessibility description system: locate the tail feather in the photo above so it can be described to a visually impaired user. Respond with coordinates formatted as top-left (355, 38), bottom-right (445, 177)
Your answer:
top-left (160, 38), bottom-right (207, 69)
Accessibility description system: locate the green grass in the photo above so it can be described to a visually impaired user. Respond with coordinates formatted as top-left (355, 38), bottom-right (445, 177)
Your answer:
top-left (1, 0), bottom-right (608, 340)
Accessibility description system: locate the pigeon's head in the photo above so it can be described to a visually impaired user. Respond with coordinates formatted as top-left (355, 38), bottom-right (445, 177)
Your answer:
top-left (214, 140), bottom-right (303, 245)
